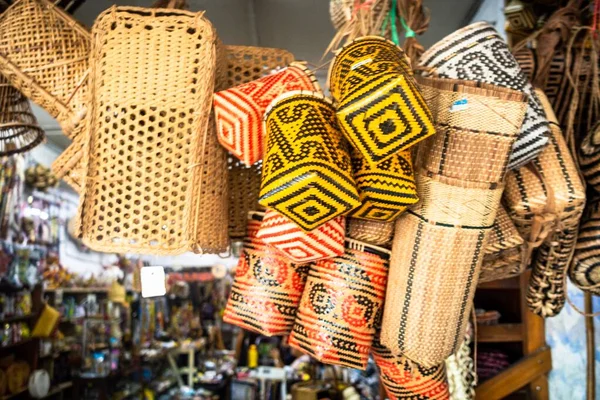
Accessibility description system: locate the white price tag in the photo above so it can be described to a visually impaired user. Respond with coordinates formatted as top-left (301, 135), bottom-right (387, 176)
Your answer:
top-left (140, 266), bottom-right (167, 298)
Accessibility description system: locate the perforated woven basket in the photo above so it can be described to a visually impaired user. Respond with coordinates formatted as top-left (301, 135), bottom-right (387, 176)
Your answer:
top-left (504, 90), bottom-right (585, 317)
top-left (222, 46), bottom-right (296, 239)
top-left (346, 218), bottom-right (394, 247)
top-left (79, 6), bottom-right (227, 255)
top-left (257, 210), bottom-right (345, 264)
top-left (372, 338), bottom-right (450, 400)
top-left (223, 212), bottom-right (310, 336)
top-left (419, 22), bottom-right (550, 169)
top-left (479, 206), bottom-right (525, 283)
top-left (0, 0), bottom-right (90, 138)
top-left (571, 200), bottom-right (600, 296)
top-left (380, 78), bottom-right (527, 367)
top-left (330, 36), bottom-right (435, 165)
top-left (214, 62), bottom-right (320, 166)
top-left (0, 75), bottom-right (44, 156)
top-left (289, 239), bottom-right (389, 370)
top-left (260, 90), bottom-right (360, 231)
top-left (350, 149), bottom-right (418, 221)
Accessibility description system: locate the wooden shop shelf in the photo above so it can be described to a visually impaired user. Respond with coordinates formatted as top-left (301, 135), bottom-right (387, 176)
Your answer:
top-left (477, 323), bottom-right (523, 343)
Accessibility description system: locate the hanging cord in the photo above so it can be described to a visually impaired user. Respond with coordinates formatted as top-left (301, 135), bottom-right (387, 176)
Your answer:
top-left (396, 0), bottom-right (430, 68)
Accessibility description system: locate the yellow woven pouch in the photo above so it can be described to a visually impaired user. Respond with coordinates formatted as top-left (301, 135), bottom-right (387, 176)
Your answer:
top-left (259, 91), bottom-right (360, 231)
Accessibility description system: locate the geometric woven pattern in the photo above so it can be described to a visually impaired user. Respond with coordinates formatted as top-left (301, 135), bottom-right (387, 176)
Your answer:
top-left (579, 122), bottom-right (600, 193)
top-left (0, 0), bottom-right (90, 138)
top-left (330, 37), bottom-right (434, 165)
top-left (224, 212), bottom-right (311, 336)
top-left (257, 210), bottom-right (345, 263)
top-left (289, 240), bottom-right (390, 370)
top-left (372, 338), bottom-right (450, 400)
top-left (260, 91), bottom-right (360, 231)
top-left (214, 63), bottom-right (320, 166)
top-left (571, 200), bottom-right (600, 296)
top-left (350, 149), bottom-right (418, 221)
top-left (419, 22), bottom-right (549, 169)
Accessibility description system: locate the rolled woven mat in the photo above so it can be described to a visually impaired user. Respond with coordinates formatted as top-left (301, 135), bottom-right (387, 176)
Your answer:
top-left (288, 239), bottom-right (389, 370)
top-left (79, 7), bottom-right (228, 255)
top-left (0, 75), bottom-right (45, 156)
top-left (419, 22), bottom-right (550, 169)
top-left (224, 211), bottom-right (310, 336)
top-left (479, 206), bottom-right (526, 283)
top-left (256, 210), bottom-right (345, 264)
top-left (329, 36), bottom-right (435, 165)
top-left (570, 199), bottom-right (600, 296)
top-left (504, 90), bottom-right (585, 317)
top-left (214, 62), bottom-right (320, 166)
top-left (259, 90), bottom-right (360, 231)
top-left (372, 338), bottom-right (450, 400)
top-left (350, 149), bottom-right (418, 221)
top-left (579, 122), bottom-right (600, 193)
top-left (380, 77), bottom-right (527, 367)
top-left (0, 0), bottom-right (90, 139)
top-left (346, 218), bottom-right (394, 247)
top-left (222, 45), bottom-right (294, 239)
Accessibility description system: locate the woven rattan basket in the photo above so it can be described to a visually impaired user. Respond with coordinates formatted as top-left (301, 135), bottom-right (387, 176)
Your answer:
top-left (504, 90), bottom-right (585, 317)
top-left (380, 77), bottom-right (527, 367)
top-left (78, 6), bottom-right (227, 255)
top-left (0, 0), bottom-right (90, 138)
top-left (479, 206), bottom-right (526, 283)
top-left (0, 75), bottom-right (44, 156)
top-left (579, 122), bottom-right (600, 192)
top-left (346, 218), bottom-right (394, 247)
top-left (571, 200), bottom-right (600, 296)
top-left (289, 239), bottom-right (390, 370)
top-left (224, 212), bottom-right (310, 336)
top-left (222, 46), bottom-right (295, 239)
top-left (419, 22), bottom-right (549, 169)
top-left (372, 337), bottom-right (450, 400)
top-left (51, 128), bottom-right (86, 193)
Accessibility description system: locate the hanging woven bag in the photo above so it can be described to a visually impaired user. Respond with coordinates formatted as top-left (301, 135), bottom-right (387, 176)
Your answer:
top-left (504, 90), bottom-right (585, 317)
top-left (288, 239), bottom-right (389, 370)
top-left (214, 62), bottom-right (320, 167)
top-left (223, 212), bottom-right (310, 336)
top-left (419, 22), bottom-right (550, 169)
top-left (329, 36), bottom-right (435, 165)
top-left (0, 0), bottom-right (90, 138)
top-left (256, 210), bottom-right (345, 264)
top-left (78, 6), bottom-right (228, 255)
top-left (579, 122), bottom-right (600, 193)
top-left (372, 337), bottom-right (450, 400)
top-left (223, 45), bottom-right (295, 239)
top-left (350, 149), bottom-right (418, 221)
top-left (570, 199), bottom-right (600, 296)
top-left (259, 91), bottom-right (360, 231)
top-left (380, 78), bottom-right (527, 367)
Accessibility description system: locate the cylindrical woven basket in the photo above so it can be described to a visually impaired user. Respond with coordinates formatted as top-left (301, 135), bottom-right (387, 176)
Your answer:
top-left (419, 22), bottom-right (550, 169)
top-left (0, 0), bottom-right (90, 138)
top-left (372, 338), bottom-right (450, 400)
top-left (259, 90), bottom-right (360, 232)
top-left (0, 75), bottom-right (44, 156)
top-left (346, 218), bottom-right (394, 247)
top-left (380, 77), bottom-right (527, 367)
top-left (330, 36), bottom-right (435, 165)
top-left (479, 206), bottom-right (526, 283)
top-left (214, 62), bottom-right (320, 166)
top-left (257, 210), bottom-right (346, 264)
top-left (350, 149), bottom-right (418, 221)
top-left (504, 90), bottom-right (585, 317)
top-left (571, 199), bottom-right (600, 296)
top-left (289, 239), bottom-right (390, 370)
top-left (223, 211), bottom-right (310, 336)
top-left (79, 6), bottom-right (227, 255)
top-left (223, 46), bottom-right (296, 239)
top-left (579, 122), bottom-right (600, 193)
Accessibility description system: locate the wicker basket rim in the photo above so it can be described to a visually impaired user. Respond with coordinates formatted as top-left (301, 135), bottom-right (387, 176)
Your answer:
top-left (95, 5), bottom-right (214, 26)
top-left (416, 76), bottom-right (527, 102)
top-left (263, 89), bottom-right (332, 121)
top-left (0, 0), bottom-right (91, 39)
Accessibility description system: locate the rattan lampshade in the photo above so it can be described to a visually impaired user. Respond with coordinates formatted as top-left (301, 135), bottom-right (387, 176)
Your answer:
top-left (0, 75), bottom-right (44, 156)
